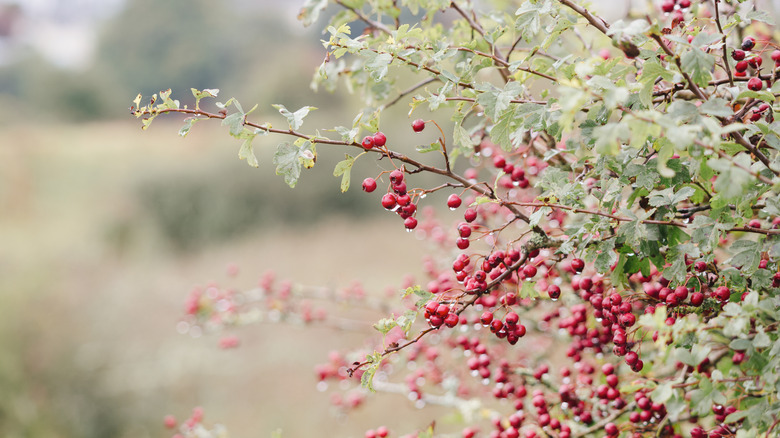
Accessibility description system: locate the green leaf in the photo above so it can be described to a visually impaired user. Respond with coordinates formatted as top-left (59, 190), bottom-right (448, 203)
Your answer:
top-left (727, 239), bottom-right (762, 273)
top-left (222, 112), bottom-right (244, 136)
top-left (476, 82), bottom-right (524, 120)
top-left (178, 117), bottom-right (201, 137)
top-left (239, 134), bottom-right (259, 168)
top-left (333, 154), bottom-right (355, 192)
top-left (592, 122), bottom-right (629, 155)
top-left (648, 187), bottom-right (695, 208)
top-left (651, 381), bottom-right (674, 404)
top-left (297, 0), bottom-right (329, 26)
top-left (360, 353), bottom-right (382, 392)
top-left (363, 51), bottom-right (393, 82)
top-left (416, 142), bottom-right (441, 153)
top-left (699, 98), bottom-right (733, 117)
top-left (402, 285), bottom-right (435, 308)
top-left (681, 48), bottom-right (715, 88)
top-left (395, 310), bottom-right (417, 336)
top-left (191, 88), bottom-right (219, 110)
top-left (519, 281), bottom-right (539, 299)
top-left (746, 9), bottom-right (776, 25)
top-left (373, 318), bottom-right (397, 335)
top-left (273, 140), bottom-right (316, 188)
top-left (272, 104), bottom-right (317, 131)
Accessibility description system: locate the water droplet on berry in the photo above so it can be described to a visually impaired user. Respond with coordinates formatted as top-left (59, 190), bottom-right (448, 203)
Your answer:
top-left (449, 207), bottom-right (456, 211)
top-left (550, 297), bottom-right (558, 302)
top-left (406, 228), bottom-right (413, 233)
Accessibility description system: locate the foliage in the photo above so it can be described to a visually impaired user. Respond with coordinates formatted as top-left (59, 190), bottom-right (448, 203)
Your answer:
top-left (133, 0), bottom-right (780, 437)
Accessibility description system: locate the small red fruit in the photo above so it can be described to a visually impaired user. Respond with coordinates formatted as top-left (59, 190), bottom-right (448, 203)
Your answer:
top-left (742, 37), bottom-right (756, 51)
top-left (389, 169), bottom-right (404, 184)
top-left (381, 193), bottom-right (397, 209)
top-left (447, 194), bottom-right (462, 209)
top-left (735, 60), bottom-right (748, 72)
top-left (362, 178), bottom-right (377, 192)
top-left (571, 258), bottom-right (585, 272)
top-left (748, 56), bottom-right (763, 68)
top-left (361, 136), bottom-right (375, 150)
top-left (748, 77), bottom-right (763, 91)
top-left (412, 119), bottom-right (426, 132)
top-left (523, 265), bottom-right (537, 278)
top-left (404, 216), bottom-right (418, 230)
top-left (373, 131), bottom-right (387, 147)
top-left (732, 49), bottom-right (746, 61)
top-left (464, 207), bottom-right (478, 222)
top-left (661, 0), bottom-right (674, 13)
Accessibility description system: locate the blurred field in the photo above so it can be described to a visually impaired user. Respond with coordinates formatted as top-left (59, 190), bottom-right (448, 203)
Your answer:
top-left (0, 120), bottom-right (452, 437)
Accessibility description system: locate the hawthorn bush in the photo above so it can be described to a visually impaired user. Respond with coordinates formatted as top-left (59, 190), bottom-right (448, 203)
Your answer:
top-left (133, 0), bottom-right (780, 437)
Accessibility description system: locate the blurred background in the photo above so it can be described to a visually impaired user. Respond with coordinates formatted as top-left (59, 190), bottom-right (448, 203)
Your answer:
top-left (0, 1), bottom-right (440, 436)
top-left (2, 1), bottom-right (780, 437)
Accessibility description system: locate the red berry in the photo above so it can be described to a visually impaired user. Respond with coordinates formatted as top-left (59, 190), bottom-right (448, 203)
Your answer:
top-left (480, 311), bottom-right (494, 326)
top-left (404, 216), bottom-right (418, 230)
top-left (373, 132), bottom-right (386, 147)
top-left (464, 207), bottom-right (478, 222)
top-left (625, 351), bottom-right (639, 366)
top-left (444, 313), bottom-right (459, 328)
top-left (604, 422), bottom-right (618, 436)
top-left (732, 49), bottom-right (746, 61)
top-left (748, 56), bottom-right (763, 68)
top-left (748, 219), bottom-right (761, 228)
top-left (458, 223), bottom-right (472, 238)
top-left (661, 0), bottom-right (674, 13)
top-left (362, 178), bottom-right (377, 192)
top-left (361, 136), bottom-right (374, 150)
top-left (493, 155), bottom-right (506, 169)
top-left (523, 265), bottom-right (537, 278)
top-left (447, 194), bottom-right (462, 209)
top-left (694, 261), bottom-right (706, 272)
top-left (389, 169), bottom-right (404, 184)
top-left (679, 0), bottom-right (691, 8)
top-left (772, 50), bottom-right (780, 62)
top-left (571, 258), bottom-right (585, 272)
top-left (735, 60), bottom-right (748, 72)
top-left (748, 77), bottom-right (763, 91)
top-left (381, 193), bottom-right (397, 209)
top-left (456, 238), bottom-right (470, 249)
top-left (505, 312), bottom-right (519, 326)
top-left (714, 286), bottom-right (731, 302)
top-left (412, 119), bottom-right (425, 132)
top-left (742, 37), bottom-right (756, 51)
top-left (547, 285), bottom-right (561, 300)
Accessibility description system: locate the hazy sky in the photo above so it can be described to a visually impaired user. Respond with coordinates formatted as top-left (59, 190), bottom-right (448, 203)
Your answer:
top-left (0, 0), bottom-right (298, 68)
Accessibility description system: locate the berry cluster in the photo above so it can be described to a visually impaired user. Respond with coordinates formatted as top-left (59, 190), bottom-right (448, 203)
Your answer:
top-left (660, 0), bottom-right (691, 23)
